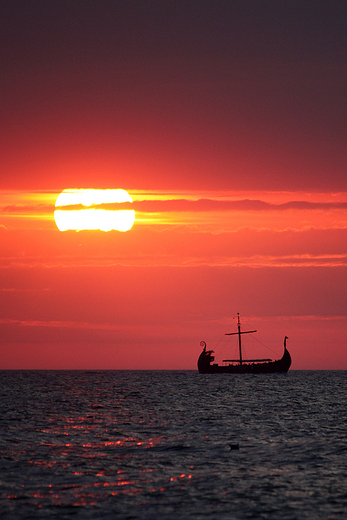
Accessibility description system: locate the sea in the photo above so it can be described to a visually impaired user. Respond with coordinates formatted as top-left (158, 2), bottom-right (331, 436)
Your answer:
top-left (1, 370), bottom-right (347, 520)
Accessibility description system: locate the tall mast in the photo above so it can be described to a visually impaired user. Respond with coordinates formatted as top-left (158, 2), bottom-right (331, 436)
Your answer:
top-left (225, 313), bottom-right (257, 365)
top-left (237, 313), bottom-right (242, 364)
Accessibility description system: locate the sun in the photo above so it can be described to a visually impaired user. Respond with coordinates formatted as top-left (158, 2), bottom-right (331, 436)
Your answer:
top-left (54, 189), bottom-right (135, 232)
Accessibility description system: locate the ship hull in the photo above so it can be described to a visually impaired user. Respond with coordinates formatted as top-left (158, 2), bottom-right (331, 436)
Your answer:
top-left (198, 347), bottom-right (291, 374)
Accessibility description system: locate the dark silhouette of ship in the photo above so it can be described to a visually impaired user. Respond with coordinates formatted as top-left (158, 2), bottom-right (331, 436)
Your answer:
top-left (198, 313), bottom-right (291, 374)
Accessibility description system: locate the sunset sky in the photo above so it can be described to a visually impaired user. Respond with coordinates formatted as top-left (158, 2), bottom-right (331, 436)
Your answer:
top-left (1, 1), bottom-right (347, 369)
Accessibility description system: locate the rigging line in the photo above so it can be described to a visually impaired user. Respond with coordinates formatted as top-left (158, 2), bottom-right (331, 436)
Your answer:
top-left (214, 334), bottom-right (231, 358)
top-left (247, 333), bottom-right (279, 356)
top-left (214, 317), bottom-right (238, 357)
top-left (217, 342), bottom-right (238, 360)
top-left (238, 320), bottom-right (280, 356)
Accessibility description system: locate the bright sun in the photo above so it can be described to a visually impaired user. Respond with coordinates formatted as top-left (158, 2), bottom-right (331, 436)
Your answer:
top-left (54, 189), bottom-right (135, 232)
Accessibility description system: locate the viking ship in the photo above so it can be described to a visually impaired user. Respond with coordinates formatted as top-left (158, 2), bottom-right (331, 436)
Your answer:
top-left (198, 313), bottom-right (291, 374)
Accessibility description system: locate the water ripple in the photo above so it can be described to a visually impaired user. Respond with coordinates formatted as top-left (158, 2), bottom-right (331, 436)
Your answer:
top-left (1, 370), bottom-right (347, 519)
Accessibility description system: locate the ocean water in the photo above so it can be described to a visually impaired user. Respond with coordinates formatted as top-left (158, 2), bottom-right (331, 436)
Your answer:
top-left (1, 370), bottom-right (347, 519)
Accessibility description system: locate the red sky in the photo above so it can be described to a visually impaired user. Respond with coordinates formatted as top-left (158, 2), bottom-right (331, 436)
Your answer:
top-left (1, 1), bottom-right (347, 369)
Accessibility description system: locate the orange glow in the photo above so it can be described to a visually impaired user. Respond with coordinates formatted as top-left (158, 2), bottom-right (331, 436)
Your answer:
top-left (1, 2), bottom-right (347, 377)
top-left (54, 189), bottom-right (135, 232)
top-left (1, 189), bottom-right (347, 369)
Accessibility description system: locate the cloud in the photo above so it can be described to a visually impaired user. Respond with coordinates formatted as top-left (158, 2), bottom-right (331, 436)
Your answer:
top-left (130, 198), bottom-right (347, 213)
top-left (2, 190), bottom-right (347, 216)
top-left (0, 318), bottom-right (120, 329)
top-left (0, 287), bottom-right (51, 292)
top-left (0, 204), bottom-right (54, 214)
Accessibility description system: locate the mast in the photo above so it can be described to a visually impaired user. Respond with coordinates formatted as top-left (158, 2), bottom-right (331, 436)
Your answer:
top-left (237, 313), bottom-right (242, 364)
top-left (225, 313), bottom-right (257, 365)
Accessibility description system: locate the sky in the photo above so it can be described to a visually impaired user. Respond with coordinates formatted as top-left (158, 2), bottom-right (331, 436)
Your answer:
top-left (1, 1), bottom-right (347, 369)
